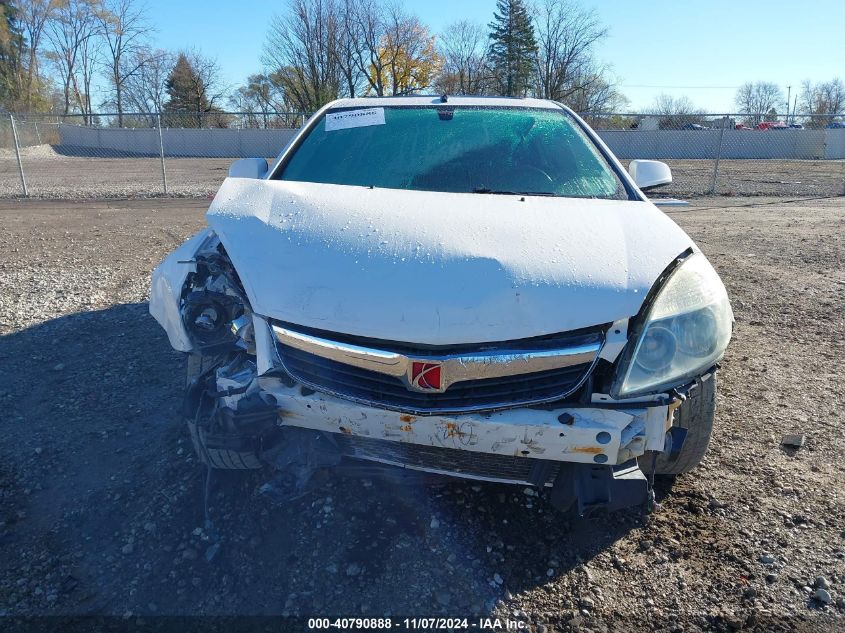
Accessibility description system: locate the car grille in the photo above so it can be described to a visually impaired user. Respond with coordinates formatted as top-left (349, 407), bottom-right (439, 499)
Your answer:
top-left (274, 325), bottom-right (603, 415)
top-left (335, 435), bottom-right (561, 485)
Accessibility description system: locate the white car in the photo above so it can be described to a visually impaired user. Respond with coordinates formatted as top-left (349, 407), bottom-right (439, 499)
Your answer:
top-left (150, 96), bottom-right (733, 515)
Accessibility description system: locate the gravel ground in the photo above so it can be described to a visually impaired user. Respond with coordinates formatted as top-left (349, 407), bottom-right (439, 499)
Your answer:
top-left (0, 196), bottom-right (844, 631)
top-left (0, 152), bottom-right (843, 198)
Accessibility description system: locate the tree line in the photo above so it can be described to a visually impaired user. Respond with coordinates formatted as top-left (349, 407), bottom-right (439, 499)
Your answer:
top-left (1, 0), bottom-right (843, 129)
top-left (231, 0), bottom-right (628, 121)
top-left (645, 81), bottom-right (845, 130)
top-left (0, 0), bottom-right (627, 126)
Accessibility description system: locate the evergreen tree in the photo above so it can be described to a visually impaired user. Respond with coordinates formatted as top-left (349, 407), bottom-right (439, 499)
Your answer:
top-left (487, 0), bottom-right (536, 97)
top-left (0, 0), bottom-right (25, 109)
top-left (164, 52), bottom-right (224, 127)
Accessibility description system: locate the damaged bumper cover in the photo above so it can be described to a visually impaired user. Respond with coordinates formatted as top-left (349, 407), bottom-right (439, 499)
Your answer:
top-left (260, 373), bottom-right (670, 484)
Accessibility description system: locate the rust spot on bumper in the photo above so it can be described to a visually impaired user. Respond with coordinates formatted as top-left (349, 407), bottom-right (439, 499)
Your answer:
top-left (571, 446), bottom-right (603, 454)
top-left (444, 422), bottom-right (466, 438)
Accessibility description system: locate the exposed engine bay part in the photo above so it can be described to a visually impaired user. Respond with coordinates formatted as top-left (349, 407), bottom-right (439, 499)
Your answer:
top-left (185, 352), bottom-right (281, 470)
top-left (179, 235), bottom-right (254, 354)
top-left (549, 461), bottom-right (649, 516)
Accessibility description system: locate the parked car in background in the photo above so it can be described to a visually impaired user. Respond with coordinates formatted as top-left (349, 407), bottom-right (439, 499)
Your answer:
top-left (735, 124), bottom-right (752, 130)
top-left (150, 96), bottom-right (733, 516)
top-left (681, 123), bottom-right (706, 130)
top-left (756, 121), bottom-right (788, 130)
top-left (788, 124), bottom-right (804, 129)
top-left (826, 121), bottom-right (845, 129)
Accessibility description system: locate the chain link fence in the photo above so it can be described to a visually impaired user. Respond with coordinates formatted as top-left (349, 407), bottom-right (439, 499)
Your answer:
top-left (586, 113), bottom-right (845, 197)
top-left (1, 110), bottom-right (844, 199)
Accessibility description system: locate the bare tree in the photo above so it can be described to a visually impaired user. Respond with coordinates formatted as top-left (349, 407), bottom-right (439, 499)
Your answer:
top-left (74, 4), bottom-right (102, 123)
top-left (122, 47), bottom-right (173, 123)
top-left (96, 0), bottom-right (152, 126)
top-left (262, 0), bottom-right (342, 112)
top-left (45, 0), bottom-right (99, 117)
top-left (799, 78), bottom-right (845, 127)
top-left (532, 0), bottom-right (608, 104)
top-left (436, 20), bottom-right (487, 95)
top-left (18, 0), bottom-right (60, 108)
top-left (230, 72), bottom-right (289, 127)
top-left (351, 0), bottom-right (388, 96)
top-left (564, 63), bottom-right (628, 113)
top-left (648, 93), bottom-right (702, 129)
top-left (332, 0), bottom-right (367, 97)
top-left (379, 4), bottom-right (441, 95)
top-left (734, 81), bottom-right (783, 126)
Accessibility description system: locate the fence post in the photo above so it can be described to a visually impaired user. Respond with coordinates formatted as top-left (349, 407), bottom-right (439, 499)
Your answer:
top-left (9, 114), bottom-right (28, 197)
top-left (157, 113), bottom-right (168, 195)
top-left (709, 116), bottom-right (727, 195)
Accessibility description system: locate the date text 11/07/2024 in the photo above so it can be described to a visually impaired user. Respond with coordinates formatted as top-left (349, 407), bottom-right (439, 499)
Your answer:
top-left (307, 617), bottom-right (529, 630)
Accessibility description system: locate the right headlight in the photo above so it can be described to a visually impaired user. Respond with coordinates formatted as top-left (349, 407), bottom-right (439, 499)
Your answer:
top-left (613, 252), bottom-right (733, 398)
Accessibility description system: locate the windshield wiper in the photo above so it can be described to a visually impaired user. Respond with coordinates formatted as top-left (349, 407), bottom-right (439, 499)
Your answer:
top-left (471, 187), bottom-right (556, 197)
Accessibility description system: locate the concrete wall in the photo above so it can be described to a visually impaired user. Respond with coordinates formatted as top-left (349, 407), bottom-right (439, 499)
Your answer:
top-left (599, 129), bottom-right (834, 160)
top-left (56, 123), bottom-right (845, 160)
top-left (56, 124), bottom-right (299, 158)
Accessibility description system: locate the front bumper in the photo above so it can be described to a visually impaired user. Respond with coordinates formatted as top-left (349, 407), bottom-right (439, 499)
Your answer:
top-left (258, 374), bottom-right (671, 485)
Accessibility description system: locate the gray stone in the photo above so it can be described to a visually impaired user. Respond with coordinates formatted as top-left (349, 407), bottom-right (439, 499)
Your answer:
top-left (204, 543), bottom-right (220, 562)
top-left (814, 588), bottom-right (832, 604)
top-left (121, 544), bottom-right (133, 555)
top-left (346, 563), bottom-right (361, 577)
top-left (781, 434), bottom-right (806, 448)
top-left (182, 548), bottom-right (198, 561)
top-left (759, 554), bottom-right (775, 565)
top-left (815, 576), bottom-right (830, 590)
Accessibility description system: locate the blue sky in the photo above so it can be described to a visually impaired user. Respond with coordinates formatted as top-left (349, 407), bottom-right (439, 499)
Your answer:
top-left (143, 0), bottom-right (845, 112)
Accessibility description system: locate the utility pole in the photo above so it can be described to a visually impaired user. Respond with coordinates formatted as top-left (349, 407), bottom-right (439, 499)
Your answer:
top-left (786, 85), bottom-right (791, 124)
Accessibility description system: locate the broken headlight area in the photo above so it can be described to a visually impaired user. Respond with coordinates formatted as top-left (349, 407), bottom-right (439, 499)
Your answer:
top-left (180, 236), bottom-right (253, 354)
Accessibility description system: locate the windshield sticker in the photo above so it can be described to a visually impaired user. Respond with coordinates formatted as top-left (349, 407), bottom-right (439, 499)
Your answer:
top-left (325, 108), bottom-right (386, 131)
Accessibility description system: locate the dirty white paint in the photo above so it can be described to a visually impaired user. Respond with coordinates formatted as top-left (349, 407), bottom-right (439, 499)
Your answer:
top-left (258, 376), bottom-right (665, 466)
top-left (206, 178), bottom-right (694, 345)
top-left (149, 229), bottom-right (213, 352)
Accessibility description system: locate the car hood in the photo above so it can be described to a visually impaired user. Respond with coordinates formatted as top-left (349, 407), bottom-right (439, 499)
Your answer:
top-left (206, 178), bottom-right (694, 345)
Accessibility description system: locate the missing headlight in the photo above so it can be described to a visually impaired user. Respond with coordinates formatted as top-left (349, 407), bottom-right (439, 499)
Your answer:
top-left (180, 236), bottom-right (253, 353)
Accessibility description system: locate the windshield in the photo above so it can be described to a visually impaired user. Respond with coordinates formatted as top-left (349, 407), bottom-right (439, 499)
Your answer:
top-left (275, 105), bottom-right (628, 199)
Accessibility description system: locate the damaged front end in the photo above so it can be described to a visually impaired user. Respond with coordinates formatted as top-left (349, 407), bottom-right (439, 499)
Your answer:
top-left (150, 232), bottom-right (702, 516)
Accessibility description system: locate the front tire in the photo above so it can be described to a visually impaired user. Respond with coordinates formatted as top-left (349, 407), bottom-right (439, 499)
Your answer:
top-left (642, 373), bottom-right (717, 476)
top-left (185, 352), bottom-right (264, 470)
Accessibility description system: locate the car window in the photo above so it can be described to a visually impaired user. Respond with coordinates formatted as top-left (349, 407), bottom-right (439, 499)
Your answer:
top-left (275, 106), bottom-right (628, 199)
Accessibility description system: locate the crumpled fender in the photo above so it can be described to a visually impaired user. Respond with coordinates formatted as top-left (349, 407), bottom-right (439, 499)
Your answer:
top-left (149, 230), bottom-right (213, 352)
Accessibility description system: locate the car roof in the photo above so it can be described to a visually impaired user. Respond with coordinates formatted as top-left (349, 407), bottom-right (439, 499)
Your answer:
top-left (325, 95), bottom-right (564, 110)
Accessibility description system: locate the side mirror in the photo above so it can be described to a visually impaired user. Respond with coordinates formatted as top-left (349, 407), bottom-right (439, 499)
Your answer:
top-left (228, 158), bottom-right (269, 179)
top-left (628, 159), bottom-right (672, 190)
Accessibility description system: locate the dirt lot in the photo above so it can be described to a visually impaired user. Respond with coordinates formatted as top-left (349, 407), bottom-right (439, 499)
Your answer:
top-left (0, 151), bottom-right (844, 198)
top-left (0, 196), bottom-right (844, 631)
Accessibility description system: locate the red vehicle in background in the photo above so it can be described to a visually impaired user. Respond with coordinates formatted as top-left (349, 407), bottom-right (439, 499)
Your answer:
top-left (755, 121), bottom-right (788, 130)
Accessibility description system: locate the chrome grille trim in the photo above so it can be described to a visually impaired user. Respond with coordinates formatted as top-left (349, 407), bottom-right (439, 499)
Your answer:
top-left (272, 324), bottom-right (602, 392)
top-left (271, 323), bottom-right (605, 415)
